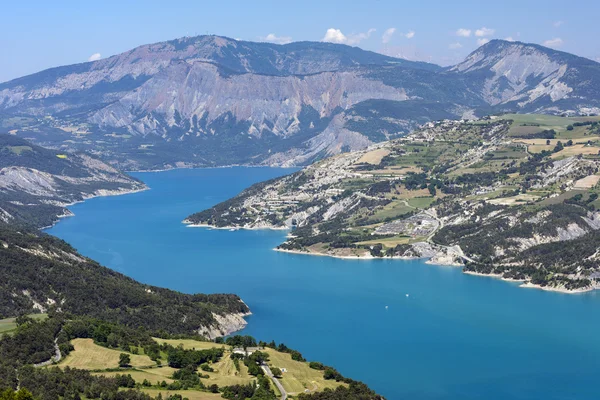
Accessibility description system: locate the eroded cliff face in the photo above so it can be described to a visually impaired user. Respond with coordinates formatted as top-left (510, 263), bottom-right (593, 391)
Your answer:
top-left (88, 62), bottom-right (409, 137)
top-left (1, 37), bottom-right (599, 169)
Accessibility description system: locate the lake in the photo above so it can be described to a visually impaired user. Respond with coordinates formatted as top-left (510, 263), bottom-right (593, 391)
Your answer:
top-left (47, 167), bottom-right (600, 400)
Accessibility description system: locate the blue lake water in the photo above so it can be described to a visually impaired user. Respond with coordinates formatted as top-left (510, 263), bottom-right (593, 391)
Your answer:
top-left (47, 167), bottom-right (600, 400)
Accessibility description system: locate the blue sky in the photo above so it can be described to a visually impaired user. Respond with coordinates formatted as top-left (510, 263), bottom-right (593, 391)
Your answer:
top-left (1, 0), bottom-right (599, 82)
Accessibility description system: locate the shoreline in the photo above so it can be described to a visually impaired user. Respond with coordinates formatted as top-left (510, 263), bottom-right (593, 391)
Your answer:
top-left (275, 247), bottom-right (595, 294)
top-left (128, 164), bottom-right (301, 174)
top-left (274, 247), bottom-right (375, 260)
top-left (183, 222), bottom-right (289, 231)
top-left (41, 186), bottom-right (149, 231)
top-left (460, 271), bottom-right (595, 294)
top-left (181, 222), bottom-right (597, 295)
top-left (47, 170), bottom-right (595, 296)
top-left (519, 281), bottom-right (593, 294)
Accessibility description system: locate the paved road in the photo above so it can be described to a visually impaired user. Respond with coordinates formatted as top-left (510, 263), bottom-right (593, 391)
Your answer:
top-left (261, 364), bottom-right (287, 400)
top-left (34, 338), bottom-right (61, 367)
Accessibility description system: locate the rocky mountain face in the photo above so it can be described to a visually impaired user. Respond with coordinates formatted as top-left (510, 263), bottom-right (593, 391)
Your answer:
top-left (0, 134), bottom-right (146, 228)
top-left (448, 40), bottom-right (600, 113)
top-left (0, 37), bottom-right (599, 169)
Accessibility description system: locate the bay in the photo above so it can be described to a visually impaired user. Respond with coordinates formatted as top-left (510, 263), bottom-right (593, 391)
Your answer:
top-left (47, 167), bottom-right (600, 400)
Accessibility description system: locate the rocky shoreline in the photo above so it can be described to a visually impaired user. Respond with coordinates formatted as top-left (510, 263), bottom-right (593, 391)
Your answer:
top-left (197, 309), bottom-right (253, 339)
top-left (182, 220), bottom-right (289, 230)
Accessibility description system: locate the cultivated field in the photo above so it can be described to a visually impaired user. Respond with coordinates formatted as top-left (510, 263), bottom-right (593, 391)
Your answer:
top-left (358, 148), bottom-right (390, 165)
top-left (574, 175), bottom-right (600, 189)
top-left (61, 337), bottom-right (347, 398)
top-left (140, 389), bottom-right (221, 400)
top-left (60, 339), bottom-right (156, 369)
top-left (94, 368), bottom-right (177, 385)
top-left (153, 338), bottom-right (226, 350)
top-left (262, 348), bottom-right (345, 395)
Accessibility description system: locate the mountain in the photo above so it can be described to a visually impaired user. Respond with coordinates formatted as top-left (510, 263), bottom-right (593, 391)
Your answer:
top-left (185, 114), bottom-right (600, 293)
top-left (448, 40), bottom-right (600, 113)
top-left (0, 37), bottom-right (599, 170)
top-left (0, 134), bottom-right (146, 228)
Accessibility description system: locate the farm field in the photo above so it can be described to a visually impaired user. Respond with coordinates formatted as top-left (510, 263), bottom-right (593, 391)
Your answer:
top-left (53, 337), bottom-right (346, 398)
top-left (59, 339), bottom-right (156, 369)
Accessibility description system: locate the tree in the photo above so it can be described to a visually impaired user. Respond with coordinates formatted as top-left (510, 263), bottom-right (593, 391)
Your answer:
top-left (271, 367), bottom-right (282, 378)
top-left (119, 353), bottom-right (131, 368)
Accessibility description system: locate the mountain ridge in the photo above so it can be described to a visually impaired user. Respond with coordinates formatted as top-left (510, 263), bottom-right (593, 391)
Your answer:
top-left (1, 37), bottom-right (599, 170)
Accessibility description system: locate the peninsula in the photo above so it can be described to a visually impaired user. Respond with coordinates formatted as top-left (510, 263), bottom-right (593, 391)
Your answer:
top-left (186, 114), bottom-right (600, 293)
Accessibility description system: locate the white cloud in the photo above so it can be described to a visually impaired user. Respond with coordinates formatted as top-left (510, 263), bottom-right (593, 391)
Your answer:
top-left (261, 33), bottom-right (292, 45)
top-left (322, 28), bottom-right (375, 45)
top-left (323, 28), bottom-right (347, 44)
top-left (504, 36), bottom-right (515, 42)
top-left (543, 37), bottom-right (564, 47)
top-left (88, 53), bottom-right (101, 62)
top-left (477, 38), bottom-right (490, 46)
top-left (382, 28), bottom-right (396, 44)
top-left (449, 42), bottom-right (463, 49)
top-left (404, 30), bottom-right (415, 39)
top-left (553, 20), bottom-right (564, 28)
top-left (475, 27), bottom-right (495, 37)
top-left (456, 28), bottom-right (471, 37)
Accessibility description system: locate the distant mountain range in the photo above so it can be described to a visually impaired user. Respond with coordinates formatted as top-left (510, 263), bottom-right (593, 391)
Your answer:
top-left (1, 36), bottom-right (599, 170)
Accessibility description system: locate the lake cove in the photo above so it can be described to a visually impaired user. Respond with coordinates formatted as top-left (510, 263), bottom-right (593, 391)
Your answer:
top-left (48, 167), bottom-right (600, 400)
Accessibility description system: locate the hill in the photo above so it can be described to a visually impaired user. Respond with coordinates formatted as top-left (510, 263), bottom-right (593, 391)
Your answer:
top-left (185, 114), bottom-right (600, 293)
top-left (0, 224), bottom-right (250, 337)
top-left (0, 134), bottom-right (146, 228)
top-left (1, 37), bottom-right (598, 170)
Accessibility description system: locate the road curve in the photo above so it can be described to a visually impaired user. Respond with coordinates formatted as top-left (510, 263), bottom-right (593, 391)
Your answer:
top-left (261, 364), bottom-right (287, 400)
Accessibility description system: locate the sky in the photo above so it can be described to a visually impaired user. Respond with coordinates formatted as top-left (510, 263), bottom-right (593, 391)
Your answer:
top-left (1, 0), bottom-right (599, 83)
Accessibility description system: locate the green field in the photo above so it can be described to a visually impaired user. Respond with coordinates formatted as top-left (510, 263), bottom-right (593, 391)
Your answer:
top-left (56, 337), bottom-right (345, 398)
top-left (504, 114), bottom-right (600, 138)
top-left (0, 314), bottom-right (47, 335)
top-left (153, 338), bottom-right (227, 350)
top-left (356, 235), bottom-right (413, 248)
top-left (262, 348), bottom-right (345, 395)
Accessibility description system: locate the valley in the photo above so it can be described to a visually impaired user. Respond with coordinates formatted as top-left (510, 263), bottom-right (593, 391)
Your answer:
top-left (2, 15), bottom-right (600, 400)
